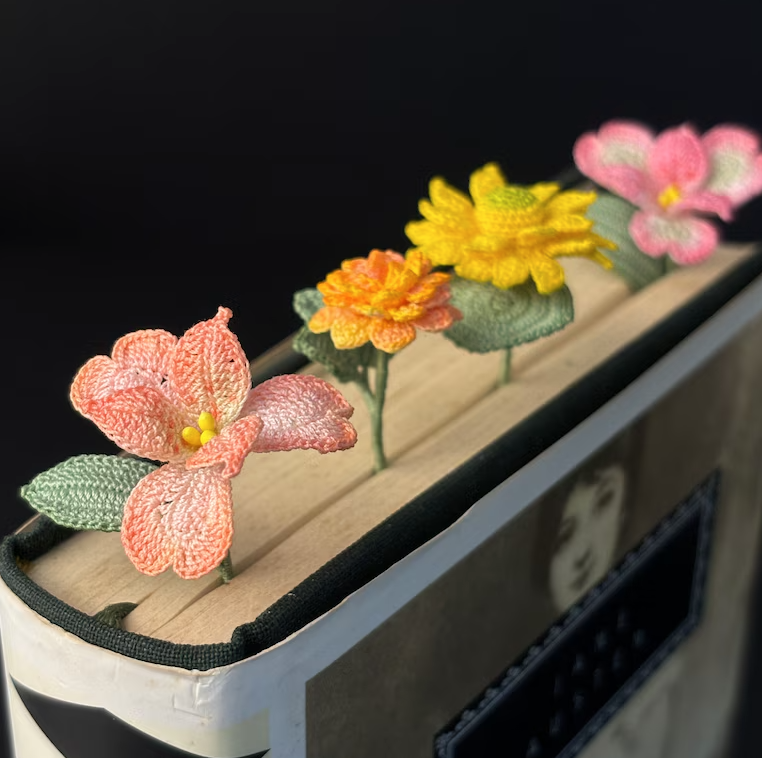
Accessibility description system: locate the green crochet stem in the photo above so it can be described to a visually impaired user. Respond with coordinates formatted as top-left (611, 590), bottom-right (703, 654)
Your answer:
top-left (498, 348), bottom-right (513, 386)
top-left (663, 257), bottom-right (680, 275)
top-left (217, 552), bottom-right (234, 584)
top-left (93, 602), bottom-right (138, 630)
top-left (355, 349), bottom-right (390, 473)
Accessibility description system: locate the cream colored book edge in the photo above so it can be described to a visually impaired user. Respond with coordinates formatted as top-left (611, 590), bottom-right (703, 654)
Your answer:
top-left (23, 245), bottom-right (757, 646)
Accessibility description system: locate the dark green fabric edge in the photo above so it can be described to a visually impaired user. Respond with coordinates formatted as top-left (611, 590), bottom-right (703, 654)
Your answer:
top-left (1, 248), bottom-right (760, 672)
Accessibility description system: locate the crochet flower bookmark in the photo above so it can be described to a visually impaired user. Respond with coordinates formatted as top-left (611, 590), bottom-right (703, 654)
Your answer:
top-left (406, 163), bottom-right (615, 383)
top-left (21, 307), bottom-right (358, 583)
top-left (292, 249), bottom-right (461, 472)
top-left (574, 121), bottom-right (762, 289)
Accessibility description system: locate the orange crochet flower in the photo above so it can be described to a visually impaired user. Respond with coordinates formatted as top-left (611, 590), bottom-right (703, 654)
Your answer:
top-left (70, 307), bottom-right (357, 579)
top-left (308, 249), bottom-right (462, 353)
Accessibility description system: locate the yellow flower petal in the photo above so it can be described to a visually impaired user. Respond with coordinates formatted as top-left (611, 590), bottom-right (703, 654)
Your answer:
top-left (413, 239), bottom-right (466, 266)
top-left (546, 190), bottom-right (597, 216)
top-left (528, 182), bottom-right (561, 204)
top-left (429, 177), bottom-right (473, 213)
top-left (492, 256), bottom-right (531, 289)
top-left (330, 312), bottom-right (373, 349)
top-left (469, 163), bottom-right (506, 201)
top-left (456, 254), bottom-right (496, 284)
top-left (546, 214), bottom-right (595, 235)
top-left (308, 307), bottom-right (340, 333)
top-left (528, 255), bottom-right (566, 294)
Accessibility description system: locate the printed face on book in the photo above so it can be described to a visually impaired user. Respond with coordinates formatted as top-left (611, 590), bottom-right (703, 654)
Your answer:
top-left (548, 463), bottom-right (627, 612)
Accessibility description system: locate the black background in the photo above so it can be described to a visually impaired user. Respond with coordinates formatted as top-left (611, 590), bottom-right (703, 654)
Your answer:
top-left (2, 0), bottom-right (761, 755)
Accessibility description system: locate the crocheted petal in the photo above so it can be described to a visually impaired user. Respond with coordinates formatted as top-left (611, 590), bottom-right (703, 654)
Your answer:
top-left (648, 125), bottom-right (708, 193)
top-left (527, 183), bottom-right (560, 204)
top-left (169, 307), bottom-right (251, 429)
top-left (528, 255), bottom-right (567, 295)
top-left (81, 386), bottom-right (189, 462)
top-left (308, 306), bottom-right (342, 334)
top-left (469, 163), bottom-right (507, 202)
top-left (630, 211), bottom-right (719, 265)
top-left (121, 464), bottom-right (233, 579)
top-left (329, 311), bottom-right (373, 349)
top-left (413, 305), bottom-right (462, 332)
top-left (241, 374), bottom-right (356, 454)
top-left (545, 190), bottom-right (597, 216)
top-left (574, 132), bottom-right (649, 205)
top-left (491, 256), bottom-right (531, 289)
top-left (676, 190), bottom-right (733, 222)
top-left (429, 177), bottom-right (473, 213)
top-left (186, 415), bottom-right (264, 478)
top-left (370, 320), bottom-right (417, 353)
top-left (703, 126), bottom-right (762, 206)
top-left (112, 329), bottom-right (178, 375)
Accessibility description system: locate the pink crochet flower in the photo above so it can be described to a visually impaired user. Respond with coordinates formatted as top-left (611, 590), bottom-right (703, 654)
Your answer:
top-left (574, 121), bottom-right (762, 264)
top-left (70, 307), bottom-right (357, 579)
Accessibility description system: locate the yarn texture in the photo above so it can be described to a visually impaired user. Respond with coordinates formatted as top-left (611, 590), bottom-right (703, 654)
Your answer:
top-left (20, 454), bottom-right (157, 531)
top-left (61, 306), bottom-right (357, 579)
top-left (444, 279), bottom-right (574, 353)
top-left (574, 121), bottom-right (762, 264)
top-left (405, 163), bottom-right (615, 295)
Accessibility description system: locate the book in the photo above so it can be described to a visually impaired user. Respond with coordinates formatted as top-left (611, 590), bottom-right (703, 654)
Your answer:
top-left (1, 244), bottom-right (761, 758)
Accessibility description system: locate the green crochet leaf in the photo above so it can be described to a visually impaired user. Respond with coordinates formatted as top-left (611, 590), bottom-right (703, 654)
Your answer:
top-left (588, 193), bottom-right (665, 292)
top-left (292, 327), bottom-right (377, 383)
top-left (293, 288), bottom-right (325, 323)
top-left (20, 454), bottom-right (158, 531)
top-left (445, 277), bottom-right (574, 353)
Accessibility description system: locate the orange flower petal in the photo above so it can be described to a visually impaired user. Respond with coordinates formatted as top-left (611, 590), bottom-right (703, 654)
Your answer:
top-left (413, 305), bottom-right (462, 332)
top-left (121, 464), bottom-right (233, 579)
top-left (241, 374), bottom-right (357, 454)
top-left (186, 415), bottom-right (264, 478)
top-left (112, 329), bottom-right (178, 375)
top-left (330, 312), bottom-right (373, 349)
top-left (81, 386), bottom-right (189, 462)
top-left (308, 306), bottom-right (343, 334)
top-left (370, 320), bottom-right (417, 353)
top-left (169, 307), bottom-right (251, 428)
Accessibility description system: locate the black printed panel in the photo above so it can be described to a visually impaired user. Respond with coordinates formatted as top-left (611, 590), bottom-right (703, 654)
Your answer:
top-left (435, 471), bottom-right (718, 758)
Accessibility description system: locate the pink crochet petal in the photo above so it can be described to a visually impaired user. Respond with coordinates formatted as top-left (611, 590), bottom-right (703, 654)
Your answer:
top-left (413, 305), bottom-right (462, 331)
top-left (70, 354), bottom-right (168, 413)
top-left (630, 210), bottom-right (719, 265)
top-left (186, 414), bottom-right (264, 478)
top-left (112, 329), bottom-right (178, 375)
top-left (80, 386), bottom-right (190, 462)
top-left (675, 190), bottom-right (733, 222)
top-left (240, 374), bottom-right (357, 454)
top-left (121, 464), bottom-right (233, 579)
top-left (703, 126), bottom-right (762, 206)
top-left (169, 307), bottom-right (251, 429)
top-left (573, 121), bottom-right (652, 204)
top-left (648, 125), bottom-right (708, 193)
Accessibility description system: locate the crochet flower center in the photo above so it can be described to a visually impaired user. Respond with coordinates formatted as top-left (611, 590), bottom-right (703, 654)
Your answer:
top-left (475, 186), bottom-right (544, 235)
top-left (181, 412), bottom-right (219, 448)
top-left (657, 183), bottom-right (682, 209)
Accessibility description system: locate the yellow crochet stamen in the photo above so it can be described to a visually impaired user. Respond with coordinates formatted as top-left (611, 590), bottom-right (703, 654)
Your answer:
top-left (182, 412), bottom-right (218, 448)
top-left (658, 184), bottom-right (682, 209)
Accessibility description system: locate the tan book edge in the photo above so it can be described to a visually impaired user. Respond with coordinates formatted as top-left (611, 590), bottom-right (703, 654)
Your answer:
top-left (24, 246), bottom-right (755, 645)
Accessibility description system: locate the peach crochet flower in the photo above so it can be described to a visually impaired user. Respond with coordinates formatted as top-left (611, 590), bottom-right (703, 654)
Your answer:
top-left (574, 121), bottom-right (762, 264)
top-left (405, 163), bottom-right (615, 295)
top-left (308, 249), bottom-right (462, 353)
top-left (70, 307), bottom-right (357, 579)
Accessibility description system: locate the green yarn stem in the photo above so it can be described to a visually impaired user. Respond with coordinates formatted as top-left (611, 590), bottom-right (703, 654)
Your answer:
top-left (663, 256), bottom-right (680, 275)
top-left (218, 552), bottom-right (234, 584)
top-left (498, 348), bottom-right (513, 386)
top-left (354, 350), bottom-right (390, 473)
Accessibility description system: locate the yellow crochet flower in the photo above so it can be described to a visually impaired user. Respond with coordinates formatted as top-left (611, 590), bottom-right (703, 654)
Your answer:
top-left (405, 163), bottom-right (616, 294)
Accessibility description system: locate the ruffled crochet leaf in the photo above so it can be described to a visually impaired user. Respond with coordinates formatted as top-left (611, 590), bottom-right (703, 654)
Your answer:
top-left (293, 288), bottom-right (325, 323)
top-left (444, 277), bottom-right (574, 353)
top-left (588, 194), bottom-right (665, 291)
top-left (292, 326), bottom-right (377, 383)
top-left (20, 455), bottom-right (157, 531)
